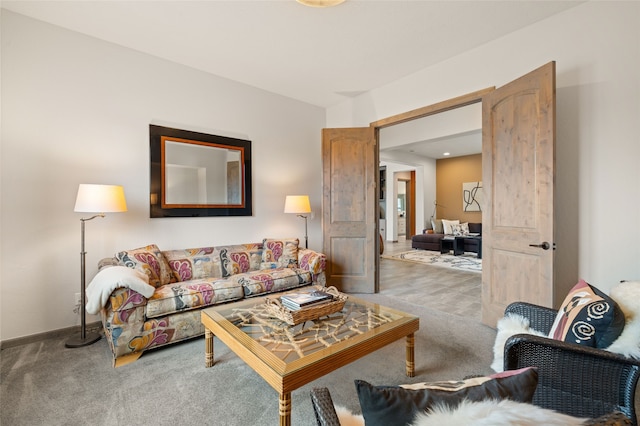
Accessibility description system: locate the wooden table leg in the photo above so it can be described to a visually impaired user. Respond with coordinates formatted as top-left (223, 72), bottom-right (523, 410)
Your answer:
top-left (279, 392), bottom-right (291, 426)
top-left (205, 328), bottom-right (215, 368)
top-left (406, 333), bottom-right (415, 377)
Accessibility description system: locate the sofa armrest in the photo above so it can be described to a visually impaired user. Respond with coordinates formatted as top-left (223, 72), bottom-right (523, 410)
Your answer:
top-left (505, 334), bottom-right (640, 423)
top-left (98, 257), bottom-right (119, 271)
top-left (504, 301), bottom-right (558, 335)
top-left (106, 287), bottom-right (150, 312)
top-left (310, 387), bottom-right (341, 426)
top-left (298, 249), bottom-right (326, 274)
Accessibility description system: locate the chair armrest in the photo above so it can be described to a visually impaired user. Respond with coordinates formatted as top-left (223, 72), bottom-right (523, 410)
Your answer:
top-left (310, 387), bottom-right (341, 426)
top-left (505, 334), bottom-right (640, 424)
top-left (505, 301), bottom-right (558, 334)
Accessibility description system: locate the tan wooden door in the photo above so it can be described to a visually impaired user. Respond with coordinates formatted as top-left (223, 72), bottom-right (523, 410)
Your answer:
top-left (481, 62), bottom-right (556, 326)
top-left (322, 127), bottom-right (378, 293)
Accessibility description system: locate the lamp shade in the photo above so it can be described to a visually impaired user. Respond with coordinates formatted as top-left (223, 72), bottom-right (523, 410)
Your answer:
top-left (284, 195), bottom-right (311, 214)
top-left (74, 184), bottom-right (128, 213)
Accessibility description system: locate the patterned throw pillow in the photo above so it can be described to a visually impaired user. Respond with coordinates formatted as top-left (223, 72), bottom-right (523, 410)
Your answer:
top-left (441, 219), bottom-right (460, 235)
top-left (219, 248), bottom-right (260, 278)
top-left (163, 247), bottom-right (218, 282)
top-left (549, 279), bottom-right (626, 348)
top-left (450, 222), bottom-right (470, 236)
top-left (115, 244), bottom-right (175, 288)
top-left (355, 367), bottom-right (538, 426)
top-left (261, 238), bottom-right (299, 269)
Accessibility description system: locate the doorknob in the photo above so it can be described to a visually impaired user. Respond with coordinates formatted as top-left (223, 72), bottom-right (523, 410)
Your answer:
top-left (529, 242), bottom-right (551, 250)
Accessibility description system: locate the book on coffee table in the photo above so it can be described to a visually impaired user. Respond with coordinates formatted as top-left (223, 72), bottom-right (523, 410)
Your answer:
top-left (280, 289), bottom-right (334, 310)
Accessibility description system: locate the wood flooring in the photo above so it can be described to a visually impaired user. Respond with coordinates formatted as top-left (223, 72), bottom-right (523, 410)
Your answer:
top-left (378, 237), bottom-right (482, 322)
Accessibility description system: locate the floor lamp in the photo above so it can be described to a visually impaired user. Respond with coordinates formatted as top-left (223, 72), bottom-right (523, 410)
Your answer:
top-left (66, 184), bottom-right (127, 348)
top-left (284, 195), bottom-right (311, 249)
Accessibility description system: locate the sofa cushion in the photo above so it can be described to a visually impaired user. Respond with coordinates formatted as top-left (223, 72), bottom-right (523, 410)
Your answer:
top-left (261, 238), bottom-right (299, 268)
top-left (431, 219), bottom-right (444, 234)
top-left (236, 268), bottom-right (312, 297)
top-left (146, 278), bottom-right (245, 318)
top-left (219, 246), bottom-right (262, 278)
top-left (355, 367), bottom-right (538, 426)
top-left (549, 279), bottom-right (625, 348)
top-left (163, 247), bottom-right (220, 282)
top-left (115, 244), bottom-right (175, 288)
top-left (468, 222), bottom-right (482, 234)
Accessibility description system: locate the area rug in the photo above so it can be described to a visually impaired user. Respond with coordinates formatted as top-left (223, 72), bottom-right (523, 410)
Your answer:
top-left (382, 250), bottom-right (482, 273)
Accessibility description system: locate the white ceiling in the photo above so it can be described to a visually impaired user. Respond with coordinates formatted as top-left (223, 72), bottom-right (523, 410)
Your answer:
top-left (3, 0), bottom-right (582, 109)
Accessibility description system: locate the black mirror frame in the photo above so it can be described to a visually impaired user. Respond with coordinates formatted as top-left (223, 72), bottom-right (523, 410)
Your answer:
top-left (149, 124), bottom-right (252, 218)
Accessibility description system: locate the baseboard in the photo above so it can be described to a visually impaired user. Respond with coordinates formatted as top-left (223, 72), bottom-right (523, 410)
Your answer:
top-left (0, 321), bottom-right (102, 350)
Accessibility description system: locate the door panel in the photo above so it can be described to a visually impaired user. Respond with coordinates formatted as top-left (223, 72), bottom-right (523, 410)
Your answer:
top-left (322, 127), bottom-right (378, 293)
top-left (482, 61), bottom-right (556, 326)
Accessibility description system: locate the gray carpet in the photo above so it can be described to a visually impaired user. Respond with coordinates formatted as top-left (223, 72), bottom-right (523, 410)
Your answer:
top-left (0, 294), bottom-right (496, 426)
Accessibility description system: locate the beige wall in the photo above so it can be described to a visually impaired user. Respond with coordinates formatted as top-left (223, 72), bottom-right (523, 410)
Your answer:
top-left (435, 154), bottom-right (482, 224)
top-left (1, 11), bottom-right (325, 341)
top-left (328, 2), bottom-right (640, 294)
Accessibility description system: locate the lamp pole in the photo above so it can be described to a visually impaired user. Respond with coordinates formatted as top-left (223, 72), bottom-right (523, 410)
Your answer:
top-left (298, 214), bottom-right (309, 249)
top-left (65, 214), bottom-right (103, 348)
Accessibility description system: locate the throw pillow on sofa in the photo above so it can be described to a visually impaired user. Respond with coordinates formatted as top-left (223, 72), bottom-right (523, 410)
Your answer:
top-left (450, 222), bottom-right (470, 236)
top-left (441, 219), bottom-right (459, 235)
top-left (115, 244), bottom-right (175, 288)
top-left (261, 238), bottom-right (299, 269)
top-left (355, 367), bottom-right (538, 426)
top-left (219, 246), bottom-right (262, 278)
top-left (431, 219), bottom-right (444, 234)
top-left (549, 279), bottom-right (625, 348)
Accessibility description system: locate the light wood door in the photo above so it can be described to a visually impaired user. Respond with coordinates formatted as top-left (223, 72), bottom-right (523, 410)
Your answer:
top-left (322, 127), bottom-right (378, 293)
top-left (481, 62), bottom-right (556, 326)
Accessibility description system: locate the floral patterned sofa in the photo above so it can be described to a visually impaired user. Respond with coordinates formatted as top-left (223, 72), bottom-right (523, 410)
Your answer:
top-left (93, 238), bottom-right (326, 367)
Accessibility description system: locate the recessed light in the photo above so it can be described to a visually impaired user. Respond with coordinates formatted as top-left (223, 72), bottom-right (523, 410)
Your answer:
top-left (443, 152), bottom-right (451, 156)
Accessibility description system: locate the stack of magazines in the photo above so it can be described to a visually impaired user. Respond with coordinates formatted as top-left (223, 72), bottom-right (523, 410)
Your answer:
top-left (280, 289), bottom-right (335, 311)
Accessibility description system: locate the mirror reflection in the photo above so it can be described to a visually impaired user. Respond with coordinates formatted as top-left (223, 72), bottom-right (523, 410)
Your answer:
top-left (163, 139), bottom-right (242, 206)
top-left (150, 125), bottom-right (252, 218)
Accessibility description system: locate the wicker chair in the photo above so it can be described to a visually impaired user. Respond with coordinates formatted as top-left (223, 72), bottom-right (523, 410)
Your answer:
top-left (310, 387), bottom-right (341, 426)
top-left (309, 301), bottom-right (640, 425)
top-left (504, 301), bottom-right (640, 425)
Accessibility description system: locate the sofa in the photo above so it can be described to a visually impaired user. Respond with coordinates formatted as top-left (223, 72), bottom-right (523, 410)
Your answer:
top-left (411, 220), bottom-right (481, 255)
top-left (91, 238), bottom-right (326, 367)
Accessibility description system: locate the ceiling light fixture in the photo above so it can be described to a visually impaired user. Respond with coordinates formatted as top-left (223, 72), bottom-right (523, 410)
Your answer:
top-left (443, 152), bottom-right (451, 156)
top-left (296, 0), bottom-right (346, 7)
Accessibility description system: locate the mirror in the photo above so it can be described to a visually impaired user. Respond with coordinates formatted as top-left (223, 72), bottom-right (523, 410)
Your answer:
top-left (150, 125), bottom-right (252, 217)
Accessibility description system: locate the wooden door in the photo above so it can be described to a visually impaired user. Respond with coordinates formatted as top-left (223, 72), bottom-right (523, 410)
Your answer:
top-left (322, 127), bottom-right (378, 293)
top-left (481, 62), bottom-right (556, 326)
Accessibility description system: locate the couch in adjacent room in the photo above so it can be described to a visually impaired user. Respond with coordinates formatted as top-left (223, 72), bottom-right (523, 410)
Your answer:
top-left (87, 238), bottom-right (326, 367)
top-left (411, 219), bottom-right (482, 254)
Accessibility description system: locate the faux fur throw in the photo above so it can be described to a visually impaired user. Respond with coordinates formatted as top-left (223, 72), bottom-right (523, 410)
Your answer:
top-left (411, 399), bottom-right (587, 426)
top-left (492, 280), bottom-right (640, 372)
top-left (606, 281), bottom-right (640, 359)
top-left (335, 406), bottom-right (364, 426)
top-left (335, 400), bottom-right (587, 426)
top-left (491, 314), bottom-right (546, 372)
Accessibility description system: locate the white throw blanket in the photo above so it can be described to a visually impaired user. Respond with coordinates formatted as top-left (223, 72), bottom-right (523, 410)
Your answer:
top-left (85, 266), bottom-right (155, 314)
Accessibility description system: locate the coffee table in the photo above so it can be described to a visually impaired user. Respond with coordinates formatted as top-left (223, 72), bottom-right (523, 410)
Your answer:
top-left (201, 293), bottom-right (419, 426)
